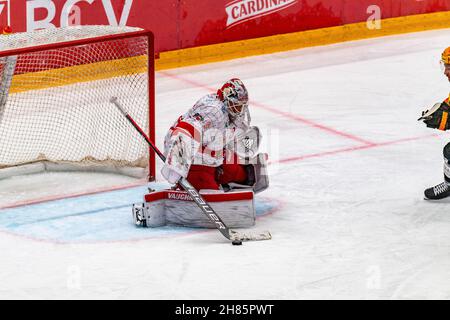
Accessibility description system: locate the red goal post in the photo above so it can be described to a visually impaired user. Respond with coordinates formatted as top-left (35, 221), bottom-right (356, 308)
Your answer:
top-left (0, 26), bottom-right (156, 181)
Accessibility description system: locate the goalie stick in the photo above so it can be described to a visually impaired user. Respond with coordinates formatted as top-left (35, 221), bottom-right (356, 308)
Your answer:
top-left (110, 97), bottom-right (272, 243)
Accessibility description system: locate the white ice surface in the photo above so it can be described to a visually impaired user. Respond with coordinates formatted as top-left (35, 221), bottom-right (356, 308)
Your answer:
top-left (2, 29), bottom-right (450, 299)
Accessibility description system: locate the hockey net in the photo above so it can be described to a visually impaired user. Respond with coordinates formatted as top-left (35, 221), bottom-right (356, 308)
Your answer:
top-left (0, 26), bottom-right (155, 180)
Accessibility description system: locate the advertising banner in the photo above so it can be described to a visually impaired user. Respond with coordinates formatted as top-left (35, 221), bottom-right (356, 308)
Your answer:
top-left (1, 0), bottom-right (449, 53)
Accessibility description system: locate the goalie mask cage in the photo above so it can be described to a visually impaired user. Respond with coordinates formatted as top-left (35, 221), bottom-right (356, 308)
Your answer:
top-left (0, 26), bottom-right (156, 181)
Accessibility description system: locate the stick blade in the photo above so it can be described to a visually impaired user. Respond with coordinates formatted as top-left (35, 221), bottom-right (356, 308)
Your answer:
top-left (230, 230), bottom-right (272, 242)
top-left (110, 96), bottom-right (128, 117)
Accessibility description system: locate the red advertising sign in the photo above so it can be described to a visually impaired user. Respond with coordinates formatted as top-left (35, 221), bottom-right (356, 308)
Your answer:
top-left (2, 0), bottom-right (450, 53)
top-left (3, 0), bottom-right (178, 53)
top-left (225, 0), bottom-right (298, 29)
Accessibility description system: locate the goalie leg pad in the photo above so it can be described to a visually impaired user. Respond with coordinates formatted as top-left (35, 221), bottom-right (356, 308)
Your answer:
top-left (133, 199), bottom-right (166, 228)
top-left (135, 190), bottom-right (255, 228)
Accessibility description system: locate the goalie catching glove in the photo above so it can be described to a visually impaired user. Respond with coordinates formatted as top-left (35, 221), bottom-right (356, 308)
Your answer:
top-left (419, 102), bottom-right (450, 131)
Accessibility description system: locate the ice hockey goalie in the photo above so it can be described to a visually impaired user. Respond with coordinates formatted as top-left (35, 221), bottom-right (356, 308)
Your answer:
top-left (134, 78), bottom-right (269, 228)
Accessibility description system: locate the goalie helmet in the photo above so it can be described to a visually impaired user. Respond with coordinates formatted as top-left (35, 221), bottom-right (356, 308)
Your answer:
top-left (217, 78), bottom-right (249, 118)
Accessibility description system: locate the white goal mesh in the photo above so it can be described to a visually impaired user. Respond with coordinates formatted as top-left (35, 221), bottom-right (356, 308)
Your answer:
top-left (0, 26), bottom-right (154, 179)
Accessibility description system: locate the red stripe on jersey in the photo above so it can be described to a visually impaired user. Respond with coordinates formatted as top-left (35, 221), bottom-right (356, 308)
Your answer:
top-left (171, 121), bottom-right (201, 142)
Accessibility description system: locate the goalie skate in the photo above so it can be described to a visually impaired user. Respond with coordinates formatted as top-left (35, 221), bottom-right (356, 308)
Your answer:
top-left (132, 202), bottom-right (147, 227)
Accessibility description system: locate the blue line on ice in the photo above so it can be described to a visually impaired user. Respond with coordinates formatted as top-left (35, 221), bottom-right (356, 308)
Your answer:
top-left (0, 183), bottom-right (277, 243)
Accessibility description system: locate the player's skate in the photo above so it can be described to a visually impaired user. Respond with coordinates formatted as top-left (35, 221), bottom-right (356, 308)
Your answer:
top-left (132, 202), bottom-right (147, 227)
top-left (424, 182), bottom-right (450, 200)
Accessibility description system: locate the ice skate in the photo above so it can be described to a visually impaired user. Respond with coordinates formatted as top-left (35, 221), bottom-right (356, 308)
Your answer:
top-left (424, 182), bottom-right (450, 200)
top-left (132, 203), bottom-right (147, 227)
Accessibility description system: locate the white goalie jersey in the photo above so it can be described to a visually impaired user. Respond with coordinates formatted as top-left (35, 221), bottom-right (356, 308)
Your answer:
top-left (162, 93), bottom-right (251, 183)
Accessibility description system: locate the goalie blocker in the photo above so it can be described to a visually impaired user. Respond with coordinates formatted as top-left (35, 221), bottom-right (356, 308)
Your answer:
top-left (134, 152), bottom-right (269, 228)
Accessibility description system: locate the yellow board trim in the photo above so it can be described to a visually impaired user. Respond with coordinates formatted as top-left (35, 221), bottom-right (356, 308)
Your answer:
top-left (9, 55), bottom-right (147, 94)
top-left (156, 11), bottom-right (450, 71)
top-left (439, 111), bottom-right (448, 131)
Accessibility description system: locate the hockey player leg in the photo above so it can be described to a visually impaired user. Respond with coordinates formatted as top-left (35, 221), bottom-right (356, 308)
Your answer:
top-left (424, 143), bottom-right (450, 200)
top-left (187, 165), bottom-right (220, 191)
top-left (221, 153), bottom-right (269, 194)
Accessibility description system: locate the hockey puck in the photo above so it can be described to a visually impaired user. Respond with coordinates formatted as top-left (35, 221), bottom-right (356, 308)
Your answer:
top-left (232, 240), bottom-right (243, 246)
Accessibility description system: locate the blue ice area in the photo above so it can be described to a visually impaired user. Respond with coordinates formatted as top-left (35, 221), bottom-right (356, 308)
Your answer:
top-left (0, 183), bottom-right (278, 243)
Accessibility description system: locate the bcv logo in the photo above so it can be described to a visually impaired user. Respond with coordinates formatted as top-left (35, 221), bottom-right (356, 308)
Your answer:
top-left (25, 0), bottom-right (134, 31)
top-left (225, 0), bottom-right (297, 28)
top-left (0, 0), bottom-right (10, 26)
